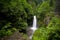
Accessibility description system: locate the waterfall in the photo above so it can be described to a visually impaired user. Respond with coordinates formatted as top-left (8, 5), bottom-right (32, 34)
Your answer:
top-left (29, 16), bottom-right (37, 39)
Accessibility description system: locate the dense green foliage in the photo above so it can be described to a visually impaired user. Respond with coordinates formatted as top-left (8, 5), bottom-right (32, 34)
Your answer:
top-left (32, 0), bottom-right (60, 40)
top-left (33, 16), bottom-right (60, 40)
top-left (0, 0), bottom-right (32, 37)
top-left (0, 0), bottom-right (60, 40)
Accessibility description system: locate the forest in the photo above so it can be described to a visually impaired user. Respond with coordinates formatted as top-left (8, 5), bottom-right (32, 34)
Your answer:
top-left (0, 0), bottom-right (60, 40)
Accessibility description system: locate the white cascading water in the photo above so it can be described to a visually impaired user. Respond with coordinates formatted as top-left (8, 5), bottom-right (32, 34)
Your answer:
top-left (29, 16), bottom-right (37, 39)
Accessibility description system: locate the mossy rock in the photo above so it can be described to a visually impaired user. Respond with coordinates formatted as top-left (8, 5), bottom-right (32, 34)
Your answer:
top-left (0, 31), bottom-right (27, 40)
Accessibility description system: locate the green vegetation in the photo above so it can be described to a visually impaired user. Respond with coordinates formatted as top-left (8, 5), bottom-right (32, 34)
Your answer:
top-left (0, 0), bottom-right (60, 40)
top-left (33, 16), bottom-right (60, 40)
